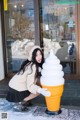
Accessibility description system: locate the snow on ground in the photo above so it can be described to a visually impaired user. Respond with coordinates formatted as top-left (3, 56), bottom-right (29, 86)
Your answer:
top-left (0, 98), bottom-right (80, 120)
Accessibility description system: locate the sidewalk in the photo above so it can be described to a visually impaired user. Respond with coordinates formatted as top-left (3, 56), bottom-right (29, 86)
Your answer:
top-left (0, 98), bottom-right (80, 120)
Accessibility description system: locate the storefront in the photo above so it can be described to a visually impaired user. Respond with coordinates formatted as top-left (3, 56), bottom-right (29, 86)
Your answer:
top-left (1, 0), bottom-right (80, 80)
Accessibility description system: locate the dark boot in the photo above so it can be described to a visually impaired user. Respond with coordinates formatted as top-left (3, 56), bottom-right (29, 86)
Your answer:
top-left (13, 104), bottom-right (28, 112)
top-left (21, 105), bottom-right (28, 111)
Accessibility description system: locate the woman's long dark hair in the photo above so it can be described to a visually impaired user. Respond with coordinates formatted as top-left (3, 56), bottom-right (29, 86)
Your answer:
top-left (17, 59), bottom-right (31, 74)
top-left (17, 48), bottom-right (44, 79)
top-left (32, 48), bottom-right (44, 79)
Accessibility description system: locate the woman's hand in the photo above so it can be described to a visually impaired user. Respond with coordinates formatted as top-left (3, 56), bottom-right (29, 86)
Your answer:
top-left (37, 88), bottom-right (51, 97)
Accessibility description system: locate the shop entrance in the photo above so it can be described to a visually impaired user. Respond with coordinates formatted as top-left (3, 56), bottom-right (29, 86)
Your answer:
top-left (3, 0), bottom-right (80, 79)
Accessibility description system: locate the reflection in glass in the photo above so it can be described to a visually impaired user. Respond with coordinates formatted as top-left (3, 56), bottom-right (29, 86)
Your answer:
top-left (4, 0), bottom-right (35, 72)
top-left (41, 0), bottom-right (76, 74)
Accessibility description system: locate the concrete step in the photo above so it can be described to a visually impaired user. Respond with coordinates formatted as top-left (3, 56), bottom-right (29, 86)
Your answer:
top-left (0, 79), bottom-right (80, 106)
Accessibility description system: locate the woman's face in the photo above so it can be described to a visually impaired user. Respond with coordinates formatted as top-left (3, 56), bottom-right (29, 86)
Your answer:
top-left (36, 50), bottom-right (42, 63)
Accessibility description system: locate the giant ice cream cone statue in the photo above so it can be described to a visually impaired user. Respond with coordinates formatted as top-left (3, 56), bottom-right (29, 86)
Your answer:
top-left (40, 49), bottom-right (65, 115)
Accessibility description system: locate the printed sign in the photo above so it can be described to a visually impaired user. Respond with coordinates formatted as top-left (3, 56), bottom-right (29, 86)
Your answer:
top-left (56, 0), bottom-right (80, 4)
top-left (4, 0), bottom-right (8, 11)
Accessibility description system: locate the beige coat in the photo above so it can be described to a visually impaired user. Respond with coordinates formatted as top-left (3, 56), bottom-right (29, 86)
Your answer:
top-left (9, 64), bottom-right (41, 94)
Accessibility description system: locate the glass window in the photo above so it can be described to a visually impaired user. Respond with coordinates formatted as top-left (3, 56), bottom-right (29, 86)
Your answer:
top-left (4, 0), bottom-right (35, 72)
top-left (40, 0), bottom-right (77, 74)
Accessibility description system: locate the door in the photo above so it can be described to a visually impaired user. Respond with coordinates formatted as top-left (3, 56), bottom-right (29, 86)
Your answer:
top-left (40, 0), bottom-right (79, 79)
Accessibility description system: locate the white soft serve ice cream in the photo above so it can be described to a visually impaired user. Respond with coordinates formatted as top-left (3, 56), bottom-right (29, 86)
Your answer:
top-left (41, 49), bottom-right (65, 86)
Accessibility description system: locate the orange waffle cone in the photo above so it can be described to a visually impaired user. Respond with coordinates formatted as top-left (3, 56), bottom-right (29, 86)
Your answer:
top-left (42, 85), bottom-right (64, 112)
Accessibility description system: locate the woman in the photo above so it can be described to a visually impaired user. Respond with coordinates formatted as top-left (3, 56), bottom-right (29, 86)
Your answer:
top-left (6, 45), bottom-right (50, 111)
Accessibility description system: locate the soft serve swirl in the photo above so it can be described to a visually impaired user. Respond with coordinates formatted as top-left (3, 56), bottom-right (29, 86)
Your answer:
top-left (40, 49), bottom-right (65, 86)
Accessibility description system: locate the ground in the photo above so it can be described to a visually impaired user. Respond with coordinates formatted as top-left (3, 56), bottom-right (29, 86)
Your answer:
top-left (0, 98), bottom-right (80, 120)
